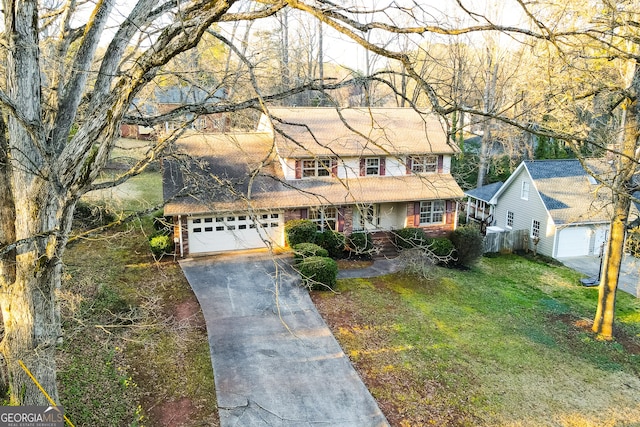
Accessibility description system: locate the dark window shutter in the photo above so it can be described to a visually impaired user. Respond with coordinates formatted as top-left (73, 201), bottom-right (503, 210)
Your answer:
top-left (337, 207), bottom-right (345, 232)
top-left (438, 155), bottom-right (444, 173)
top-left (380, 157), bottom-right (386, 176)
top-left (414, 202), bottom-right (421, 226)
top-left (359, 158), bottom-right (366, 176)
top-left (446, 200), bottom-right (454, 223)
top-left (300, 208), bottom-right (308, 219)
top-left (406, 157), bottom-right (412, 174)
top-left (295, 160), bottom-right (302, 179)
top-left (331, 158), bottom-right (338, 177)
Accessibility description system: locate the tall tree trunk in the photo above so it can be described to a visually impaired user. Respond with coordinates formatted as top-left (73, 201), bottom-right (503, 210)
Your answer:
top-left (592, 65), bottom-right (640, 339)
top-left (477, 49), bottom-right (499, 188)
top-left (1, 0), bottom-right (64, 404)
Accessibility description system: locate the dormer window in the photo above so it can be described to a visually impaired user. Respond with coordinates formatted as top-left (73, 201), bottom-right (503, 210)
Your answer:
top-left (302, 158), bottom-right (332, 177)
top-left (410, 155), bottom-right (438, 173)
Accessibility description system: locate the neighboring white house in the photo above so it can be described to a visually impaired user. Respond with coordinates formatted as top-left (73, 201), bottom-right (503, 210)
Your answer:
top-left (163, 107), bottom-right (465, 256)
top-left (486, 159), bottom-right (612, 259)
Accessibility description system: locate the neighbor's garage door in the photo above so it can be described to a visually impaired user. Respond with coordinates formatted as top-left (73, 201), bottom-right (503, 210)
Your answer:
top-left (556, 226), bottom-right (590, 257)
top-left (188, 212), bottom-right (284, 254)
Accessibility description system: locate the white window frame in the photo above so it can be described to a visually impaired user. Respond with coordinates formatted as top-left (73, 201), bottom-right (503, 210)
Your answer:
top-left (357, 204), bottom-right (380, 230)
top-left (365, 157), bottom-right (381, 176)
top-left (506, 211), bottom-right (514, 228)
top-left (302, 158), bottom-right (332, 178)
top-left (521, 181), bottom-right (530, 200)
top-left (308, 206), bottom-right (338, 231)
top-left (410, 155), bottom-right (438, 173)
top-left (531, 219), bottom-right (541, 239)
top-left (419, 200), bottom-right (445, 225)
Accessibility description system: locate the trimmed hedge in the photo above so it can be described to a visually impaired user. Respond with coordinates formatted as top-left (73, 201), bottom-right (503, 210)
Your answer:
top-left (285, 219), bottom-right (317, 246)
top-left (427, 237), bottom-right (455, 259)
top-left (316, 229), bottom-right (346, 258)
top-left (450, 225), bottom-right (484, 267)
top-left (297, 256), bottom-right (338, 291)
top-left (293, 243), bottom-right (328, 262)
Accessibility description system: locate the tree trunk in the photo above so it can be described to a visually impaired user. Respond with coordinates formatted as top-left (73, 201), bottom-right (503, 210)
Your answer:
top-left (593, 198), bottom-right (628, 339)
top-left (0, 182), bottom-right (71, 404)
top-left (477, 49), bottom-right (499, 188)
top-left (592, 64), bottom-right (640, 339)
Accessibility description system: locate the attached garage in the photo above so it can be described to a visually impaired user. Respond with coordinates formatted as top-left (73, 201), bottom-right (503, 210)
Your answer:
top-left (556, 227), bottom-right (591, 258)
top-left (555, 225), bottom-right (608, 258)
top-left (187, 212), bottom-right (285, 254)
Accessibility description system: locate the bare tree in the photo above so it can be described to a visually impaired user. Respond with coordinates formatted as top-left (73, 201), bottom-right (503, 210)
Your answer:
top-left (0, 0), bottom-right (638, 407)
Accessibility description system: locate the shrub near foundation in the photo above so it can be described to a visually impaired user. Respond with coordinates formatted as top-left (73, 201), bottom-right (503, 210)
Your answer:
top-left (297, 256), bottom-right (338, 291)
top-left (450, 225), bottom-right (484, 267)
top-left (293, 243), bottom-right (329, 262)
top-left (346, 232), bottom-right (373, 258)
top-left (394, 227), bottom-right (428, 249)
top-left (285, 219), bottom-right (317, 246)
top-left (316, 229), bottom-right (347, 258)
top-left (149, 234), bottom-right (172, 257)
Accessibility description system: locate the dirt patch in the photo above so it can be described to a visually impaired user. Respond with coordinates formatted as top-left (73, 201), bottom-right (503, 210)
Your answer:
top-left (149, 397), bottom-right (197, 427)
top-left (175, 298), bottom-right (205, 327)
top-left (553, 313), bottom-right (640, 355)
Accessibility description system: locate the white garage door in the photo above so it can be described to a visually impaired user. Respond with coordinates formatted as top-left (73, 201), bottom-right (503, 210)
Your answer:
top-left (188, 212), bottom-right (284, 254)
top-left (556, 227), bottom-right (591, 257)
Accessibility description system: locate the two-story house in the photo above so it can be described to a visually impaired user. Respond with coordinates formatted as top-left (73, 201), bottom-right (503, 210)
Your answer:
top-left (163, 107), bottom-right (464, 256)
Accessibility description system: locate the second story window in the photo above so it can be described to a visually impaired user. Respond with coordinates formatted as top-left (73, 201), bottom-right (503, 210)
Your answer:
top-left (302, 159), bottom-right (331, 177)
top-left (411, 155), bottom-right (438, 173)
top-left (521, 181), bottom-right (530, 200)
top-left (365, 157), bottom-right (380, 175)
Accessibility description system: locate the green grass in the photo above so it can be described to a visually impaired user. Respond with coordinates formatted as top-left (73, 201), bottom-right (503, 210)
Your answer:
top-left (59, 148), bottom-right (218, 426)
top-left (313, 254), bottom-right (640, 426)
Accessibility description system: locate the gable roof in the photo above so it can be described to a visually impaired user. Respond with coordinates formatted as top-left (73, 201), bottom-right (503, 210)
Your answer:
top-left (464, 181), bottom-right (503, 203)
top-left (163, 132), bottom-right (464, 216)
top-left (260, 107), bottom-right (458, 158)
top-left (492, 159), bottom-right (613, 225)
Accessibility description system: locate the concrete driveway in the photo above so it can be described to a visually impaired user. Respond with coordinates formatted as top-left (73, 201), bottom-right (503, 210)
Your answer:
top-left (180, 253), bottom-right (389, 427)
top-left (559, 254), bottom-right (639, 297)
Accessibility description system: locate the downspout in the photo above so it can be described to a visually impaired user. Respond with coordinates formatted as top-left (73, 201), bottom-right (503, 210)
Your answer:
top-left (178, 215), bottom-right (184, 258)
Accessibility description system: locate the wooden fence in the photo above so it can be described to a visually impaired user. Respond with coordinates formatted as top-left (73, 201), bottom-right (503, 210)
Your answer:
top-left (484, 229), bottom-right (529, 253)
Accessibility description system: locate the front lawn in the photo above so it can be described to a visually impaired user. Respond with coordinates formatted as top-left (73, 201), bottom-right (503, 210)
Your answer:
top-left (312, 255), bottom-right (640, 426)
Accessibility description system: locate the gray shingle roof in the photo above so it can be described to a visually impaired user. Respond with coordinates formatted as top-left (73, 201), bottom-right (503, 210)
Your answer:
top-left (464, 181), bottom-right (503, 203)
top-left (523, 159), bottom-right (613, 225)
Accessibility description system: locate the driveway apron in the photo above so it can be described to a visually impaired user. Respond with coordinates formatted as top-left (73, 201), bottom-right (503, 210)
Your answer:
top-left (180, 253), bottom-right (389, 427)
